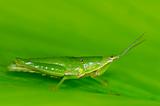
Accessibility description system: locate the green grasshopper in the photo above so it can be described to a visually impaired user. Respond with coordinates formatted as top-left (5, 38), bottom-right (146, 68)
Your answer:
top-left (8, 35), bottom-right (144, 89)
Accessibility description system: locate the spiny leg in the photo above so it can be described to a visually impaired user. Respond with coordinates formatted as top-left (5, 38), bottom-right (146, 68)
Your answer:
top-left (53, 75), bottom-right (80, 91)
top-left (90, 76), bottom-right (108, 87)
top-left (90, 76), bottom-right (120, 96)
top-left (90, 70), bottom-right (108, 87)
top-left (54, 77), bottom-right (67, 90)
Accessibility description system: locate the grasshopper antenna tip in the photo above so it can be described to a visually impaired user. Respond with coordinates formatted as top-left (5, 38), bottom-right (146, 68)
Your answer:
top-left (119, 33), bottom-right (145, 57)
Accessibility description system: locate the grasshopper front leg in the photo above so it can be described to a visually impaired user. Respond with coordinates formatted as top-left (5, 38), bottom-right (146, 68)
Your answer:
top-left (89, 67), bottom-right (109, 87)
top-left (90, 76), bottom-right (108, 87)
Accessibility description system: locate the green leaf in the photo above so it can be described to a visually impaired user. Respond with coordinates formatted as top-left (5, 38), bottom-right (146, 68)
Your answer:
top-left (0, 0), bottom-right (160, 106)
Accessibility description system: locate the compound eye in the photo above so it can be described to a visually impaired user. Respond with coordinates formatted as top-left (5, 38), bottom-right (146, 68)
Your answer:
top-left (110, 56), bottom-right (114, 58)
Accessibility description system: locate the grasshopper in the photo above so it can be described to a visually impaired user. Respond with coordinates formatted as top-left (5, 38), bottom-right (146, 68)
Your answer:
top-left (8, 35), bottom-right (144, 89)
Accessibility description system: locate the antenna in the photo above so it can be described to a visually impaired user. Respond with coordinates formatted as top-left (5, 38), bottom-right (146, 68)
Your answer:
top-left (119, 33), bottom-right (145, 57)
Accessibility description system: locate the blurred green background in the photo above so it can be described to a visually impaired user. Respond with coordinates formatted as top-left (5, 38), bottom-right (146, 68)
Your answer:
top-left (0, 0), bottom-right (160, 106)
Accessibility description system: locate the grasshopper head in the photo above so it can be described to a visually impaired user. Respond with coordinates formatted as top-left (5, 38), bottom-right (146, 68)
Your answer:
top-left (107, 55), bottom-right (119, 63)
